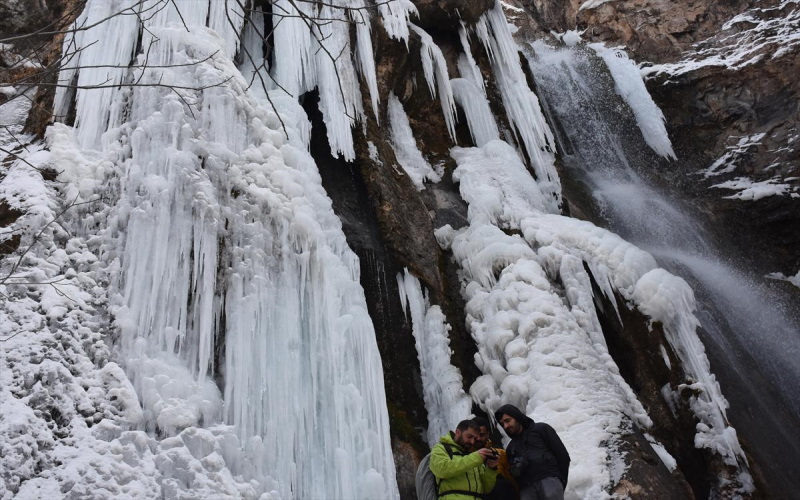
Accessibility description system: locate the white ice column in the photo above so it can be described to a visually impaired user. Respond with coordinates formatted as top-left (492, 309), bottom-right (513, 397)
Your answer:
top-left (397, 269), bottom-right (472, 447)
top-left (54, 0), bottom-right (141, 149)
top-left (451, 78), bottom-right (500, 147)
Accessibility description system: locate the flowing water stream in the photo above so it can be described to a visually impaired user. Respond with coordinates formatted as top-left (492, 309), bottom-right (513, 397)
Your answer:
top-left (526, 41), bottom-right (800, 494)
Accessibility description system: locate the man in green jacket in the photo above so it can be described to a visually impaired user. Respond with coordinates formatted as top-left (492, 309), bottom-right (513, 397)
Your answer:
top-left (430, 420), bottom-right (499, 499)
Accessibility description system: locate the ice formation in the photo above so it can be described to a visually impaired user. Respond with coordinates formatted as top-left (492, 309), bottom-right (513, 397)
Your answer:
top-left (474, 3), bottom-right (562, 213)
top-left (3, 1), bottom-right (399, 497)
top-left (397, 270), bottom-right (472, 447)
top-left (377, 0), bottom-right (418, 44)
top-left (440, 139), bottom-right (750, 495)
top-left (457, 24), bottom-right (486, 94)
top-left (409, 23), bottom-right (458, 141)
top-left (270, 0), bottom-right (377, 160)
top-left (451, 78), bottom-right (501, 147)
top-left (588, 44), bottom-right (677, 160)
top-left (387, 92), bottom-right (442, 189)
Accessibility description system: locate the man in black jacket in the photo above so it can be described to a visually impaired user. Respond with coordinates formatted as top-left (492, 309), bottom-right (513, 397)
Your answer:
top-left (494, 404), bottom-right (570, 500)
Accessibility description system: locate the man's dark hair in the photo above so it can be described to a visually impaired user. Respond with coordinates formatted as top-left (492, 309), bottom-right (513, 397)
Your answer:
top-left (456, 419), bottom-right (480, 432)
top-left (472, 416), bottom-right (490, 429)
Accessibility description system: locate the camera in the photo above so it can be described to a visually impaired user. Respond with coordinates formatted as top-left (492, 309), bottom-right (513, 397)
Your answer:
top-left (509, 456), bottom-right (529, 477)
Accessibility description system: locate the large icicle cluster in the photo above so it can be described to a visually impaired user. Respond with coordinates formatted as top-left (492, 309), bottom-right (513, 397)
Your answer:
top-left (434, 138), bottom-right (751, 495)
top-left (472, 3), bottom-right (562, 213)
top-left (3, 0), bottom-right (399, 498)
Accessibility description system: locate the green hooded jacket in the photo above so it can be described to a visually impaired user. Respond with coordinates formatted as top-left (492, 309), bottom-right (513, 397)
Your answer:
top-left (429, 432), bottom-right (498, 499)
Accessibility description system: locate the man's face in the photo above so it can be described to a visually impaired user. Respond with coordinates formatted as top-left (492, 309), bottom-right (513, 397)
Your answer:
top-left (473, 426), bottom-right (489, 451)
top-left (454, 427), bottom-right (479, 450)
top-left (499, 414), bottom-right (523, 436)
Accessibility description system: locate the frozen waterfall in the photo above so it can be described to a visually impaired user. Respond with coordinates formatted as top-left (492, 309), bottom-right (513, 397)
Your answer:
top-left (50, 1), bottom-right (399, 498)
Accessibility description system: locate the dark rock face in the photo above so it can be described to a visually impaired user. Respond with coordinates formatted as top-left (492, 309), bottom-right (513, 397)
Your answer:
top-left (411, 0), bottom-right (495, 30)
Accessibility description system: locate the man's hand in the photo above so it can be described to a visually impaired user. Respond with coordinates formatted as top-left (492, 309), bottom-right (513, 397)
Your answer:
top-left (477, 448), bottom-right (499, 469)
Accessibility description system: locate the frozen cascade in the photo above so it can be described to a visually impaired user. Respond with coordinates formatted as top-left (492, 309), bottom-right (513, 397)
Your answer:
top-left (397, 270), bottom-right (472, 447)
top-left (439, 138), bottom-right (751, 495)
top-left (473, 3), bottom-right (561, 213)
top-left (529, 38), bottom-right (800, 487)
top-left (47, 1), bottom-right (400, 498)
top-left (450, 78), bottom-right (500, 147)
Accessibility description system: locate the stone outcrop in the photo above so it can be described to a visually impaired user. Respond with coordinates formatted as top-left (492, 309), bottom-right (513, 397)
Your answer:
top-left (411, 0), bottom-right (495, 30)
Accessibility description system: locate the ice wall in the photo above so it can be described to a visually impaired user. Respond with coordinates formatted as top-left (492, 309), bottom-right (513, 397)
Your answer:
top-left (44, 1), bottom-right (400, 498)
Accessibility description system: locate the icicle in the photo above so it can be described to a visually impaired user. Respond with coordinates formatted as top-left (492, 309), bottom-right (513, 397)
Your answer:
top-left (589, 43), bottom-right (677, 160)
top-left (240, 7), bottom-right (273, 102)
top-left (458, 22), bottom-right (486, 94)
top-left (633, 270), bottom-right (746, 464)
top-left (376, 0), bottom-right (418, 44)
top-left (314, 0), bottom-right (365, 161)
top-left (387, 92), bottom-right (441, 189)
top-left (142, 0), bottom-right (208, 28)
top-left (207, 0), bottom-right (246, 60)
top-left (350, 0), bottom-right (381, 122)
top-left (475, 2), bottom-right (561, 213)
top-left (409, 24), bottom-right (458, 141)
top-left (451, 78), bottom-right (500, 147)
top-left (397, 270), bottom-right (472, 447)
top-left (271, 0), bottom-right (316, 97)
top-left (53, 0), bottom-right (142, 149)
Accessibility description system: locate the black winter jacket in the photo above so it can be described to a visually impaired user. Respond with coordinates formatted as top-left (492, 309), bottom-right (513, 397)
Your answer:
top-left (495, 404), bottom-right (571, 488)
